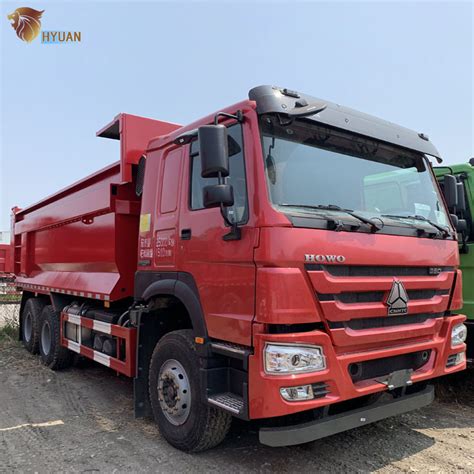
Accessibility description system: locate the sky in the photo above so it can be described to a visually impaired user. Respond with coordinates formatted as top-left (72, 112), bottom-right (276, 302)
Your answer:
top-left (0, 0), bottom-right (473, 232)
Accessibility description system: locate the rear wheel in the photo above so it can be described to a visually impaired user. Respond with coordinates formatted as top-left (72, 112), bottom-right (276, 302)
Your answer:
top-left (38, 305), bottom-right (73, 370)
top-left (21, 298), bottom-right (46, 354)
top-left (149, 329), bottom-right (231, 452)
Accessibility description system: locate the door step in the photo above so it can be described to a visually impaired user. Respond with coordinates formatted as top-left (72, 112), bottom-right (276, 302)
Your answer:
top-left (208, 392), bottom-right (244, 415)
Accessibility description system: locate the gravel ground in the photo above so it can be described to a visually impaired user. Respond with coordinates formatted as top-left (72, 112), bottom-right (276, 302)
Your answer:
top-left (0, 335), bottom-right (473, 473)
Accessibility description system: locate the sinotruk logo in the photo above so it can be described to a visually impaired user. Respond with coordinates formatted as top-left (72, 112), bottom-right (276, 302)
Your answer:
top-left (7, 7), bottom-right (81, 44)
top-left (7, 7), bottom-right (44, 43)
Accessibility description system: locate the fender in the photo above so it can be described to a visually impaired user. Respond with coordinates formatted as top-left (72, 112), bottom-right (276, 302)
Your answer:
top-left (136, 271), bottom-right (208, 339)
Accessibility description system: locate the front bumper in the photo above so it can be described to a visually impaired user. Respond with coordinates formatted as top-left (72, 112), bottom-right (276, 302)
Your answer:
top-left (249, 314), bottom-right (466, 419)
top-left (259, 384), bottom-right (434, 447)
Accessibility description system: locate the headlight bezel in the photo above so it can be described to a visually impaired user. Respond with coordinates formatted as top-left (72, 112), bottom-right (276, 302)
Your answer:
top-left (263, 342), bottom-right (327, 375)
top-left (451, 323), bottom-right (468, 348)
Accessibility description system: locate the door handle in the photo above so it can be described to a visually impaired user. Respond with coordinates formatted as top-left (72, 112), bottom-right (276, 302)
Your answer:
top-left (180, 229), bottom-right (192, 240)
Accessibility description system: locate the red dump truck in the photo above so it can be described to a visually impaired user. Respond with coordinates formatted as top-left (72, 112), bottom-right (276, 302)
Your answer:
top-left (9, 85), bottom-right (467, 452)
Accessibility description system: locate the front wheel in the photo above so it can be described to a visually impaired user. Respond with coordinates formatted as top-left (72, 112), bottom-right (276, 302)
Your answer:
top-left (149, 330), bottom-right (231, 452)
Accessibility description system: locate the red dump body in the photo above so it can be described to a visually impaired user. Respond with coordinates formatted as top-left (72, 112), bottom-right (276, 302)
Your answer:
top-left (0, 243), bottom-right (13, 275)
top-left (13, 113), bottom-right (179, 301)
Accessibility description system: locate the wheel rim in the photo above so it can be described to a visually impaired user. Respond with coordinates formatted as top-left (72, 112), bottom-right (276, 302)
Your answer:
top-left (23, 311), bottom-right (33, 342)
top-left (157, 359), bottom-right (191, 426)
top-left (41, 321), bottom-right (52, 356)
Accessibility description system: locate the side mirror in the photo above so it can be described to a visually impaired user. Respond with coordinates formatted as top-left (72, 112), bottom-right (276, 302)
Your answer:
top-left (457, 182), bottom-right (467, 212)
top-left (203, 184), bottom-right (234, 209)
top-left (450, 214), bottom-right (468, 232)
top-left (199, 125), bottom-right (229, 178)
top-left (443, 174), bottom-right (458, 211)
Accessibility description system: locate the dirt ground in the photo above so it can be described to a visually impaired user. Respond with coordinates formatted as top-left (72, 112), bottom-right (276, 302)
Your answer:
top-left (0, 304), bottom-right (17, 327)
top-left (0, 335), bottom-right (472, 474)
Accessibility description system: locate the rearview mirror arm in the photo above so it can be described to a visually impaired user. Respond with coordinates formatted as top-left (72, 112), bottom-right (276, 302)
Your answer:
top-left (213, 110), bottom-right (244, 125)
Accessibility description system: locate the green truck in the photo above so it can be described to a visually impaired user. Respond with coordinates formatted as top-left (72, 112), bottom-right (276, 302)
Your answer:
top-left (435, 160), bottom-right (474, 361)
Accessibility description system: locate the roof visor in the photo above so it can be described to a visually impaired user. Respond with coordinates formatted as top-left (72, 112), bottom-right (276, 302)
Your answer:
top-left (249, 85), bottom-right (441, 162)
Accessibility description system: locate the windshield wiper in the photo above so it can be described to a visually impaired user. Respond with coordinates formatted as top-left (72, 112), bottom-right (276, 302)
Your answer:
top-left (382, 214), bottom-right (451, 238)
top-left (279, 204), bottom-right (382, 232)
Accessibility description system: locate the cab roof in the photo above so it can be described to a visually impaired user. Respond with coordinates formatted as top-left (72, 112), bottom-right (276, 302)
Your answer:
top-left (249, 85), bottom-right (441, 161)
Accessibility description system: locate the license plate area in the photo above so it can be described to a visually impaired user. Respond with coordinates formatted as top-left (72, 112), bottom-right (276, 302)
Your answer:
top-left (376, 369), bottom-right (413, 390)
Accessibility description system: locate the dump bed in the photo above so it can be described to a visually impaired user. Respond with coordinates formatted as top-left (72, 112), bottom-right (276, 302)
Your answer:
top-left (13, 113), bottom-right (180, 302)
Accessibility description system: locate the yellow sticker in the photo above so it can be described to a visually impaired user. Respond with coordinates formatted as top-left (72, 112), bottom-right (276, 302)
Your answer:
top-left (139, 213), bottom-right (151, 233)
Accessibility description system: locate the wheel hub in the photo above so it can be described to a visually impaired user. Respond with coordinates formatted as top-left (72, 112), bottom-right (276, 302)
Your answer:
top-left (24, 311), bottom-right (33, 342)
top-left (157, 359), bottom-right (191, 426)
top-left (41, 321), bottom-right (51, 356)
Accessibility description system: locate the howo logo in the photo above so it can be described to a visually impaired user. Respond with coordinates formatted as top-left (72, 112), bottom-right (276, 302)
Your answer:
top-left (386, 280), bottom-right (409, 315)
top-left (305, 254), bottom-right (346, 263)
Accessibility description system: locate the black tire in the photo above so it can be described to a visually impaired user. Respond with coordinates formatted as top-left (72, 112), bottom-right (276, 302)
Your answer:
top-left (149, 329), bottom-right (232, 452)
top-left (21, 297), bottom-right (46, 354)
top-left (38, 305), bottom-right (73, 370)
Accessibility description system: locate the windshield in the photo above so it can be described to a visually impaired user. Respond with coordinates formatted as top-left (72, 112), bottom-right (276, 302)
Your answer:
top-left (260, 116), bottom-right (450, 231)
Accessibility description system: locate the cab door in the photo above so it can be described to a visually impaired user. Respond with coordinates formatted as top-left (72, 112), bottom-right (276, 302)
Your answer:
top-left (177, 119), bottom-right (258, 346)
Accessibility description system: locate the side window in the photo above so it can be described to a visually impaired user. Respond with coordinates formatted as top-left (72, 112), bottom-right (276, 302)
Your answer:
top-left (190, 123), bottom-right (248, 224)
top-left (160, 148), bottom-right (182, 214)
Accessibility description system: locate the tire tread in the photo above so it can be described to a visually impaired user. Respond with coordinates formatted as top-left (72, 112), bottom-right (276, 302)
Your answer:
top-left (21, 297), bottom-right (46, 354)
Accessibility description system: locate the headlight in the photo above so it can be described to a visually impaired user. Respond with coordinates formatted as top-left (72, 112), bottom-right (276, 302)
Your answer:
top-left (451, 323), bottom-right (467, 348)
top-left (264, 343), bottom-right (326, 375)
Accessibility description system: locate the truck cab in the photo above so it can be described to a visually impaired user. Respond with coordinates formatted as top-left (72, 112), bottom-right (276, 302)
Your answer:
top-left (133, 86), bottom-right (466, 445)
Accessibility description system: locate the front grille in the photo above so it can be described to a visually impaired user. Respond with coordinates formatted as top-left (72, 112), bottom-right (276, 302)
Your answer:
top-left (305, 264), bottom-right (453, 342)
top-left (329, 313), bottom-right (443, 330)
top-left (305, 264), bottom-right (454, 277)
top-left (318, 289), bottom-right (449, 304)
top-left (349, 350), bottom-right (431, 383)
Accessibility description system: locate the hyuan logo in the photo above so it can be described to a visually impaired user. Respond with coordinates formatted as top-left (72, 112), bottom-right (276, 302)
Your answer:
top-left (386, 280), bottom-right (409, 315)
top-left (7, 7), bottom-right (44, 43)
top-left (305, 254), bottom-right (346, 263)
